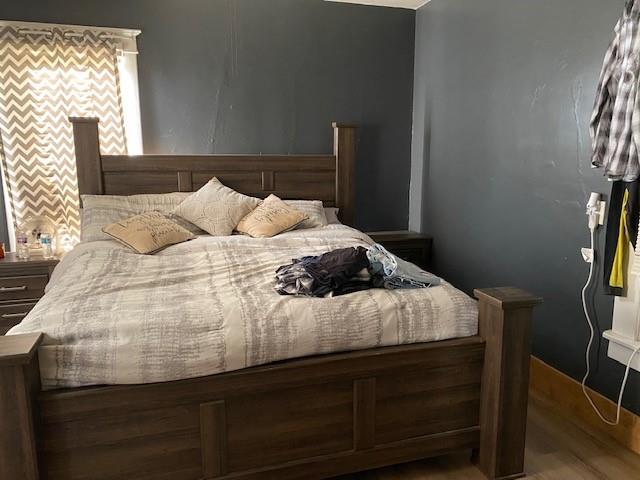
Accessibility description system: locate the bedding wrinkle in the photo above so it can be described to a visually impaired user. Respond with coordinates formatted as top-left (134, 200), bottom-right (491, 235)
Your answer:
top-left (9, 225), bottom-right (477, 388)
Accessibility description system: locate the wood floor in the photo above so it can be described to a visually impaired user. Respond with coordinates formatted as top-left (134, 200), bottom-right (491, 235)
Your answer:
top-left (338, 395), bottom-right (640, 479)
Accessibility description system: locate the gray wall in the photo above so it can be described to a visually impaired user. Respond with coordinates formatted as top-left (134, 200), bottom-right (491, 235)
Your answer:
top-left (412, 0), bottom-right (640, 413)
top-left (0, 0), bottom-right (416, 231)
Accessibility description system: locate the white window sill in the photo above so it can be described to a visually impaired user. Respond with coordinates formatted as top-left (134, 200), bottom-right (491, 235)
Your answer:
top-left (603, 330), bottom-right (640, 372)
top-left (607, 243), bottom-right (640, 372)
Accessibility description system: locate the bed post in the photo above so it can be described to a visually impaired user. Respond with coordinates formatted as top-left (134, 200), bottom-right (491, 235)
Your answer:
top-left (69, 117), bottom-right (103, 196)
top-left (474, 287), bottom-right (542, 480)
top-left (0, 333), bottom-right (43, 480)
top-left (333, 122), bottom-right (356, 225)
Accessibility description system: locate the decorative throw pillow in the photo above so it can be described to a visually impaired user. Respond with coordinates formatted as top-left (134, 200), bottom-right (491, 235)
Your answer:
top-left (236, 195), bottom-right (308, 238)
top-left (284, 200), bottom-right (328, 229)
top-left (81, 193), bottom-right (203, 242)
top-left (102, 211), bottom-right (195, 254)
top-left (172, 178), bottom-right (261, 236)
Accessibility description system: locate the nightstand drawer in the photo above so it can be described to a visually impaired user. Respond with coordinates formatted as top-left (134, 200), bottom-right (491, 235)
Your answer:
top-left (0, 301), bottom-right (37, 335)
top-left (0, 275), bottom-right (48, 301)
top-left (392, 248), bottom-right (427, 267)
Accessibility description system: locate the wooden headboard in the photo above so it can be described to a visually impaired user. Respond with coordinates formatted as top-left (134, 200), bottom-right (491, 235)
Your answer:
top-left (69, 118), bottom-right (357, 224)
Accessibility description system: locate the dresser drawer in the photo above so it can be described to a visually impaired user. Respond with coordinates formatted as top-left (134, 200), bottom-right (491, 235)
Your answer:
top-left (0, 275), bottom-right (48, 301)
top-left (0, 301), bottom-right (37, 335)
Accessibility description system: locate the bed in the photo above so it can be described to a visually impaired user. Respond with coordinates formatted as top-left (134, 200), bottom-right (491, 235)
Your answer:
top-left (0, 118), bottom-right (542, 480)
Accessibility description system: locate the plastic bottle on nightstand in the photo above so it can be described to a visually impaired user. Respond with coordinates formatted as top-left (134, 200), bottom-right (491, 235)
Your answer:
top-left (40, 233), bottom-right (53, 259)
top-left (16, 229), bottom-right (30, 260)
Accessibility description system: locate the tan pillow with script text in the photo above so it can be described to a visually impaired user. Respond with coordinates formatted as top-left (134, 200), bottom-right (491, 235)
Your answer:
top-left (236, 195), bottom-right (308, 238)
top-left (103, 211), bottom-right (194, 254)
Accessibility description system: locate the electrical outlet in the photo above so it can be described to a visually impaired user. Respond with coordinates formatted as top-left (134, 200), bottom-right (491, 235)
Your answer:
top-left (582, 248), bottom-right (594, 263)
top-left (597, 201), bottom-right (607, 226)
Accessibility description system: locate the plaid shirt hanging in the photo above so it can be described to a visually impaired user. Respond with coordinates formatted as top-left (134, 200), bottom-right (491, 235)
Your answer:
top-left (591, 0), bottom-right (640, 182)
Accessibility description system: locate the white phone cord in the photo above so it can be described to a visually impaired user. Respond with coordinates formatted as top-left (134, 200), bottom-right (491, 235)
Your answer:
top-left (581, 227), bottom-right (640, 426)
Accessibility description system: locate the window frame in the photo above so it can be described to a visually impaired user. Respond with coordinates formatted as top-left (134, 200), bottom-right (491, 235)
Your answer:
top-left (0, 20), bottom-right (142, 250)
top-left (606, 241), bottom-right (640, 372)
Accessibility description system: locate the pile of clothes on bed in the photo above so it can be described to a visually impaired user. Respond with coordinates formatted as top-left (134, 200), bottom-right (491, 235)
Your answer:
top-left (275, 243), bottom-right (441, 297)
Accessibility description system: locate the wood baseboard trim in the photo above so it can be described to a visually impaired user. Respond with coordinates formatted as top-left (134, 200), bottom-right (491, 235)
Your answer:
top-left (494, 474), bottom-right (525, 480)
top-left (529, 356), bottom-right (640, 455)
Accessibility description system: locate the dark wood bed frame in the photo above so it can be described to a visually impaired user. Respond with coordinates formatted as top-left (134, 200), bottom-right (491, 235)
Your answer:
top-left (0, 118), bottom-right (542, 480)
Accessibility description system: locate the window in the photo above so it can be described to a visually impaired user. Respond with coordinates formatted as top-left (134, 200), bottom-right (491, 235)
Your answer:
top-left (0, 21), bottom-right (142, 248)
top-left (605, 224), bottom-right (640, 372)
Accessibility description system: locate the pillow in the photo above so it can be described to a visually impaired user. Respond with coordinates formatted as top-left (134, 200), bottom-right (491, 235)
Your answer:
top-left (236, 195), bottom-right (308, 238)
top-left (81, 193), bottom-right (203, 242)
top-left (173, 178), bottom-right (261, 236)
top-left (102, 211), bottom-right (194, 254)
top-left (324, 207), bottom-right (341, 225)
top-left (284, 200), bottom-right (327, 229)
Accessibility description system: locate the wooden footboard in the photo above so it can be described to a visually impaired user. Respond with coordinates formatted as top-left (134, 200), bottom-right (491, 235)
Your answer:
top-left (0, 287), bottom-right (540, 480)
top-left (474, 287), bottom-right (542, 480)
top-left (0, 332), bottom-right (43, 480)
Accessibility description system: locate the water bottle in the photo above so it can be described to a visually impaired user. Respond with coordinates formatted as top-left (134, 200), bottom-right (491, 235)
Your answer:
top-left (40, 233), bottom-right (53, 259)
top-left (16, 229), bottom-right (30, 260)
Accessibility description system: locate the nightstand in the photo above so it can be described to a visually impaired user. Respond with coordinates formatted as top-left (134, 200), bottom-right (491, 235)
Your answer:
top-left (366, 231), bottom-right (432, 270)
top-left (0, 253), bottom-right (58, 335)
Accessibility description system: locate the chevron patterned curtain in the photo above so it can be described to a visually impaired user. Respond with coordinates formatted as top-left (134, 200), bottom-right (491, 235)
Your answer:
top-left (0, 26), bottom-right (127, 241)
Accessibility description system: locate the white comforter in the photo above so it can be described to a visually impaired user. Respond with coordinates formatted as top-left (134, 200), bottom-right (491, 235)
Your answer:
top-left (9, 225), bottom-right (478, 389)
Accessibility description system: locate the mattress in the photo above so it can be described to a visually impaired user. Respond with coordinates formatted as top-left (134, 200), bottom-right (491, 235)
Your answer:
top-left (8, 225), bottom-right (478, 389)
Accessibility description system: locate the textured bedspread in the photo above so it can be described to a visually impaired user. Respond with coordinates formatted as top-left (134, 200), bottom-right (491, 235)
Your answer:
top-left (9, 225), bottom-right (478, 389)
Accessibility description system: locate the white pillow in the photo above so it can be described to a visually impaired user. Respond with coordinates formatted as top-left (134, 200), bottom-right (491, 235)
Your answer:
top-left (284, 200), bottom-right (327, 229)
top-left (324, 207), bottom-right (341, 225)
top-left (81, 193), bottom-right (202, 242)
top-left (173, 178), bottom-right (261, 236)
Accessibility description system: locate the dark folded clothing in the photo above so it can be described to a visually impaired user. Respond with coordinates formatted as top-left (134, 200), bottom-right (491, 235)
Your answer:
top-left (275, 246), bottom-right (372, 297)
top-left (275, 244), bottom-right (443, 298)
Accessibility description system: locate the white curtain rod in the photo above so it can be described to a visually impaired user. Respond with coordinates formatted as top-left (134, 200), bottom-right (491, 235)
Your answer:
top-left (16, 29), bottom-right (139, 54)
top-left (0, 20), bottom-right (140, 39)
top-left (17, 29), bottom-right (135, 42)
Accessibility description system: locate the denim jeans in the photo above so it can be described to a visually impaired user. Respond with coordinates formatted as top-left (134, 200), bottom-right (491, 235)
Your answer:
top-left (366, 243), bottom-right (441, 289)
